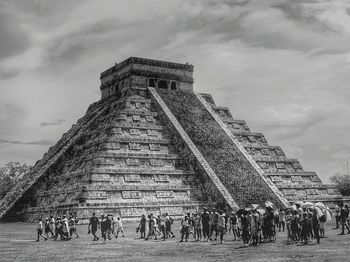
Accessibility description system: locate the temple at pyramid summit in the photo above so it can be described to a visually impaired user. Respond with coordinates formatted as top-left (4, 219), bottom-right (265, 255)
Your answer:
top-left (0, 57), bottom-right (347, 222)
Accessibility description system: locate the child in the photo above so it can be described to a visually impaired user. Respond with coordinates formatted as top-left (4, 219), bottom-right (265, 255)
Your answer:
top-left (36, 218), bottom-right (47, 241)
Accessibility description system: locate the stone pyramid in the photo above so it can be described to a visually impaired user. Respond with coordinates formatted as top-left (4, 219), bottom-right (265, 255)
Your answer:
top-left (0, 57), bottom-right (345, 222)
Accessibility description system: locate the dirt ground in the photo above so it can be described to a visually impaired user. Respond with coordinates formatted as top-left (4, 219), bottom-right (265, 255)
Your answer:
top-left (0, 220), bottom-right (349, 262)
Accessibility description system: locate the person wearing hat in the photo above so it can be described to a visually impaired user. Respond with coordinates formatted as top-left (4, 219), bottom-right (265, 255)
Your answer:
top-left (88, 212), bottom-right (100, 241)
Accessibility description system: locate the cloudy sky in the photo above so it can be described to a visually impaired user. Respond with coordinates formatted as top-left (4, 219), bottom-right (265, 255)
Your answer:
top-left (1, 0), bottom-right (350, 182)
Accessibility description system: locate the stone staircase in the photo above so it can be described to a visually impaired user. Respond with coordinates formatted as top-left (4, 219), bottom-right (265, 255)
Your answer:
top-left (155, 89), bottom-right (290, 209)
top-left (199, 93), bottom-right (344, 207)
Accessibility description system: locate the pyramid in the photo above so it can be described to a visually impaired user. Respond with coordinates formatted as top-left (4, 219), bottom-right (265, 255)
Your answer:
top-left (0, 57), bottom-right (346, 222)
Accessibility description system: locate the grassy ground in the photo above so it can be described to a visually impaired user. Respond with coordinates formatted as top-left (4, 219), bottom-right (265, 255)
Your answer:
top-left (0, 220), bottom-right (349, 262)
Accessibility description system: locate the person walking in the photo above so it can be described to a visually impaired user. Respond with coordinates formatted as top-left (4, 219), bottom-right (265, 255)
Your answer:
top-left (88, 212), bottom-right (100, 241)
top-left (36, 218), bottom-right (47, 242)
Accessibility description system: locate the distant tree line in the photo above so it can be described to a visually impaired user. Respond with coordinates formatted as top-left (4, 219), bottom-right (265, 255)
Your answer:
top-left (0, 162), bottom-right (31, 198)
top-left (330, 173), bottom-right (350, 196)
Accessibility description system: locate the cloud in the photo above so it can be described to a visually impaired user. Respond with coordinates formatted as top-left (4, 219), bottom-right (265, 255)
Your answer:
top-left (40, 119), bottom-right (65, 127)
top-left (0, 66), bottom-right (20, 79)
top-left (0, 5), bottom-right (30, 61)
top-left (0, 139), bottom-right (54, 146)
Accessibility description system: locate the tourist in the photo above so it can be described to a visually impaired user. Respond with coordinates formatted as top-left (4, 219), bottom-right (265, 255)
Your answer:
top-left (319, 213), bottom-right (326, 237)
top-left (54, 217), bottom-right (62, 240)
top-left (229, 211), bottom-right (239, 241)
top-left (300, 213), bottom-right (309, 245)
top-left (101, 215), bottom-right (109, 241)
top-left (139, 214), bottom-right (146, 239)
top-left (335, 204), bottom-right (340, 229)
top-left (62, 215), bottom-right (71, 240)
top-left (49, 216), bottom-right (56, 238)
top-left (241, 211), bottom-right (250, 247)
top-left (69, 214), bottom-right (79, 238)
top-left (165, 213), bottom-right (175, 238)
top-left (193, 213), bottom-right (202, 241)
top-left (44, 218), bottom-right (53, 239)
top-left (158, 214), bottom-right (166, 241)
top-left (88, 212), bottom-right (100, 241)
top-left (180, 214), bottom-right (190, 242)
top-left (250, 209), bottom-right (260, 246)
top-left (114, 216), bottom-right (124, 238)
top-left (145, 214), bottom-right (158, 240)
top-left (264, 207), bottom-right (275, 242)
top-left (217, 210), bottom-right (226, 244)
top-left (36, 218), bottom-right (47, 241)
top-left (285, 210), bottom-right (293, 244)
top-left (312, 209), bottom-right (320, 244)
top-left (209, 208), bottom-right (218, 241)
top-left (339, 204), bottom-right (350, 235)
top-left (278, 209), bottom-right (285, 232)
top-left (201, 207), bottom-right (210, 242)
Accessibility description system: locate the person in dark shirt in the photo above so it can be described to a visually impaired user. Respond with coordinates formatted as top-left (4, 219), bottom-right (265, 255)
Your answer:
top-left (139, 214), bottom-right (146, 239)
top-left (340, 204), bottom-right (350, 235)
top-left (312, 209), bottom-right (320, 244)
top-left (201, 208), bottom-right (210, 242)
top-left (241, 211), bottom-right (250, 247)
top-left (88, 212), bottom-right (100, 241)
top-left (300, 213), bottom-right (309, 245)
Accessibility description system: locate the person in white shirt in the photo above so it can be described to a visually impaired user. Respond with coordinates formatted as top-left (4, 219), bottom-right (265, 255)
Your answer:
top-left (113, 217), bottom-right (125, 238)
top-left (217, 210), bottom-right (226, 244)
top-left (36, 218), bottom-right (47, 242)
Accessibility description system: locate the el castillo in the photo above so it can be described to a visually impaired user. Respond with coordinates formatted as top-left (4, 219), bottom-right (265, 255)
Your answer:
top-left (0, 57), bottom-right (348, 223)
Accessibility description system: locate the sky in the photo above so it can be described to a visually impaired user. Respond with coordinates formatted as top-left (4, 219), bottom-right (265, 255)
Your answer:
top-left (0, 0), bottom-right (350, 183)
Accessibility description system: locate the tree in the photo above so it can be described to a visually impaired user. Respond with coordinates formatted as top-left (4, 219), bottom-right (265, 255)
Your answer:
top-left (0, 162), bottom-right (31, 198)
top-left (330, 173), bottom-right (350, 196)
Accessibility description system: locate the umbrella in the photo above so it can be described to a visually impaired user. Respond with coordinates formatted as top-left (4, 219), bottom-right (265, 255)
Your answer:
top-left (295, 201), bottom-right (303, 206)
top-left (265, 201), bottom-right (277, 211)
top-left (250, 204), bottom-right (259, 210)
top-left (315, 203), bottom-right (332, 222)
top-left (302, 202), bottom-right (314, 209)
top-left (324, 206), bottom-right (332, 222)
top-left (256, 208), bottom-right (265, 215)
top-left (315, 202), bottom-right (325, 209)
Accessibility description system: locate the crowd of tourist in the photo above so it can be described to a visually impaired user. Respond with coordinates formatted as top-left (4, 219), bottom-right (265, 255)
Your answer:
top-left (35, 201), bottom-right (350, 247)
top-left (36, 214), bottom-right (79, 241)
